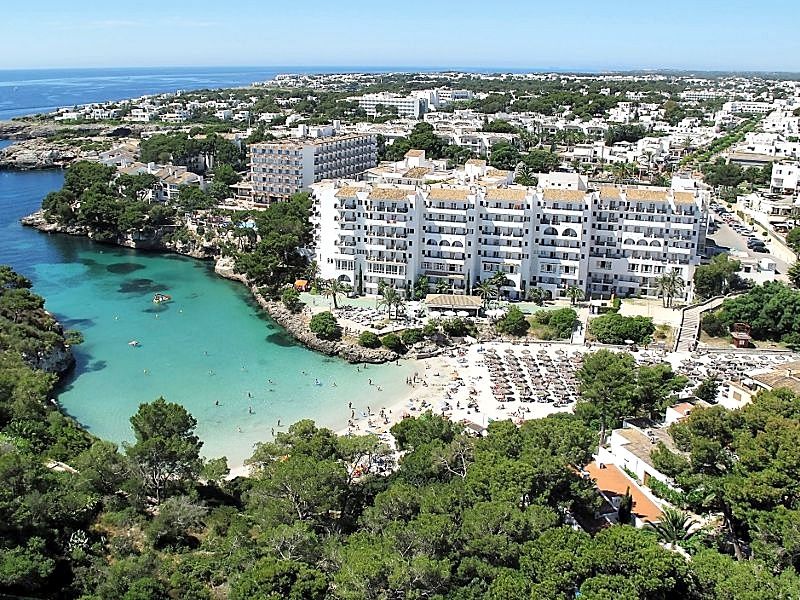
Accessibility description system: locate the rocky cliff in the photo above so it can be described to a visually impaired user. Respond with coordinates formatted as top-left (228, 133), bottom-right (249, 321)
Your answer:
top-left (0, 138), bottom-right (83, 170)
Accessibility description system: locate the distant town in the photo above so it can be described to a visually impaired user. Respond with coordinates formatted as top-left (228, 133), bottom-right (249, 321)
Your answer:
top-left (5, 70), bottom-right (798, 305)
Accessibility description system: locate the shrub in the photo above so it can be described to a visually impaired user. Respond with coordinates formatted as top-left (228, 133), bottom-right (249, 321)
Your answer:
top-left (700, 312), bottom-right (727, 338)
top-left (545, 308), bottom-right (577, 339)
top-left (401, 328), bottom-right (425, 346)
top-left (588, 312), bottom-right (654, 344)
top-left (358, 330), bottom-right (381, 348)
top-left (495, 306), bottom-right (530, 337)
top-left (422, 320), bottom-right (439, 337)
top-left (441, 317), bottom-right (475, 338)
top-left (309, 311), bottom-right (341, 341)
top-left (281, 288), bottom-right (302, 313)
top-left (381, 333), bottom-right (405, 353)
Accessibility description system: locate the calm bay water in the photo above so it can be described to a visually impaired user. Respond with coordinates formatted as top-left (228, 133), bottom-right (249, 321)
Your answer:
top-left (0, 170), bottom-right (412, 466)
top-left (0, 66), bottom-right (423, 464)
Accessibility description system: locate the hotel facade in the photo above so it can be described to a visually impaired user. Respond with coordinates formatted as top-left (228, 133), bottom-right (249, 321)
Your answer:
top-left (311, 168), bottom-right (708, 300)
top-left (249, 133), bottom-right (377, 205)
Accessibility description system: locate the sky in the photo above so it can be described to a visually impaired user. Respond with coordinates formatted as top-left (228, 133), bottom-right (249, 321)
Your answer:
top-left (2, 0), bottom-right (799, 72)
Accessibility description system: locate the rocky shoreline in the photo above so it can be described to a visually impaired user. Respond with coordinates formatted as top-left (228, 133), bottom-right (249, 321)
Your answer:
top-left (22, 213), bottom-right (400, 365)
top-left (0, 119), bottom-right (149, 170)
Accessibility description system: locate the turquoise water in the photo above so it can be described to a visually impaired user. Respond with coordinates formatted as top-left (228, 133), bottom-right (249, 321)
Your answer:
top-left (0, 170), bottom-right (413, 466)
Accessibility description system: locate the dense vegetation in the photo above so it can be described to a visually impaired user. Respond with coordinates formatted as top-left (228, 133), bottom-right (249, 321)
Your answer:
top-left (3, 273), bottom-right (800, 597)
top-left (138, 132), bottom-right (246, 171)
top-left (702, 281), bottom-right (800, 348)
top-left (42, 161), bottom-right (190, 241)
top-left (587, 312), bottom-right (655, 345)
top-left (692, 254), bottom-right (746, 300)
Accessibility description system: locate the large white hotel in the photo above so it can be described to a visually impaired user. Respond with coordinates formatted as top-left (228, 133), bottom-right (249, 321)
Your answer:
top-left (311, 152), bottom-right (708, 301)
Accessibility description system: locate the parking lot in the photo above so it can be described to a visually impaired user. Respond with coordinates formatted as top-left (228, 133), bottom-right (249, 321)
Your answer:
top-left (708, 207), bottom-right (792, 274)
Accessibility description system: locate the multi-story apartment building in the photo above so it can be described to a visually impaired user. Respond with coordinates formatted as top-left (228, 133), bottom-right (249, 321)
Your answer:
top-left (249, 132), bottom-right (377, 205)
top-left (770, 161), bottom-right (800, 194)
top-left (353, 92), bottom-right (428, 119)
top-left (311, 160), bottom-right (708, 301)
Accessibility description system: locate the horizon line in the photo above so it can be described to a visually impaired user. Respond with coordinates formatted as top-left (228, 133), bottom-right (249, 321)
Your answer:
top-left (2, 64), bottom-right (800, 76)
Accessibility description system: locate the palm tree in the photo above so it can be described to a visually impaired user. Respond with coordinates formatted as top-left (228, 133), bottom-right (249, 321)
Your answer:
top-left (656, 268), bottom-right (685, 308)
top-left (435, 280), bottom-right (450, 294)
top-left (378, 285), bottom-right (402, 319)
top-left (476, 280), bottom-right (497, 308)
top-left (515, 163), bottom-right (536, 186)
top-left (647, 507), bottom-right (697, 547)
top-left (566, 285), bottom-right (584, 306)
top-left (489, 272), bottom-right (509, 301)
top-left (322, 278), bottom-right (349, 310)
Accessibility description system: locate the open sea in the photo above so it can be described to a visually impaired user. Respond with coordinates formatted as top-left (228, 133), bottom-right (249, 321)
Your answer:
top-left (0, 68), bottom-right (416, 465)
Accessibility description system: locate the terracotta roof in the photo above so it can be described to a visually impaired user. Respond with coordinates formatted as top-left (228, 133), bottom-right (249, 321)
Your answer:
top-left (616, 427), bottom-right (681, 468)
top-left (673, 191), bottom-right (697, 205)
top-left (424, 294), bottom-right (483, 309)
top-left (752, 368), bottom-right (800, 395)
top-left (405, 149), bottom-right (425, 157)
top-left (404, 166), bottom-right (431, 179)
top-left (624, 188), bottom-right (669, 202)
top-left (599, 185), bottom-right (623, 198)
top-left (335, 186), bottom-right (363, 198)
top-left (367, 187), bottom-right (411, 201)
top-left (427, 187), bottom-right (471, 200)
top-left (542, 189), bottom-right (588, 202)
top-left (670, 402), bottom-right (695, 416)
top-left (465, 158), bottom-right (487, 167)
top-left (486, 188), bottom-right (528, 201)
top-left (486, 168), bottom-right (510, 178)
top-left (585, 462), bottom-right (663, 523)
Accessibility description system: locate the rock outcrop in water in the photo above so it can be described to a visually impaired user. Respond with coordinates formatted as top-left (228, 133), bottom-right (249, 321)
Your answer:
top-left (214, 257), bottom-right (399, 364)
top-left (0, 138), bottom-right (83, 170)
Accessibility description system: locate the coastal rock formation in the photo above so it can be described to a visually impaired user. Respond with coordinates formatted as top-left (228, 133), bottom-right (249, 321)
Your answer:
top-left (259, 299), bottom-right (398, 364)
top-left (0, 119), bottom-right (148, 140)
top-left (0, 138), bottom-right (82, 170)
top-left (27, 339), bottom-right (75, 376)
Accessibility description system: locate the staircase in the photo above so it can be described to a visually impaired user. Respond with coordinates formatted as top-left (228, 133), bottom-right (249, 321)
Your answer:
top-left (674, 297), bottom-right (727, 352)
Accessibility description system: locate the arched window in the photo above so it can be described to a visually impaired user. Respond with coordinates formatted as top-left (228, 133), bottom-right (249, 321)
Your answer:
top-left (452, 240), bottom-right (464, 248)
top-left (543, 227), bottom-right (558, 236)
top-left (636, 239), bottom-right (649, 246)
top-left (427, 239), bottom-right (437, 245)
top-left (337, 274), bottom-right (352, 283)
top-left (562, 228), bottom-right (578, 238)
top-left (439, 239), bottom-right (451, 247)
top-left (623, 238), bottom-right (635, 245)
top-left (649, 240), bottom-right (662, 247)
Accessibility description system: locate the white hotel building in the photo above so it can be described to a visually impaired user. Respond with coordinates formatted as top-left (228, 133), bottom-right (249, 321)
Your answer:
top-left (311, 161), bottom-right (708, 300)
top-left (249, 129), bottom-right (376, 205)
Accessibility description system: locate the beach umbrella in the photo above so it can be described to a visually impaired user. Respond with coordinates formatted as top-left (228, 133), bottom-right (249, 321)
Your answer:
top-left (444, 310), bottom-right (456, 317)
top-left (456, 310), bottom-right (469, 317)
top-left (428, 310), bottom-right (441, 317)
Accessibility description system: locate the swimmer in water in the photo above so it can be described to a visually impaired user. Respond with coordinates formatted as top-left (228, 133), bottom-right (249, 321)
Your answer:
top-left (215, 400), bottom-right (219, 406)
top-left (277, 419), bottom-right (282, 427)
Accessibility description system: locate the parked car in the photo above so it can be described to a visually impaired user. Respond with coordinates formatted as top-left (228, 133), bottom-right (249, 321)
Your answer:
top-left (752, 246), bottom-right (770, 253)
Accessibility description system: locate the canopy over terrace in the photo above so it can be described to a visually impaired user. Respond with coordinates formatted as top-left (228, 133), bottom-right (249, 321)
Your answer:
top-left (424, 294), bottom-right (483, 316)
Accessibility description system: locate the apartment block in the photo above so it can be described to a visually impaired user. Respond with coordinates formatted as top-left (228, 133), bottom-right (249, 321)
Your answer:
top-left (353, 92), bottom-right (428, 119)
top-left (311, 163), bottom-right (707, 301)
top-left (249, 133), bottom-right (377, 205)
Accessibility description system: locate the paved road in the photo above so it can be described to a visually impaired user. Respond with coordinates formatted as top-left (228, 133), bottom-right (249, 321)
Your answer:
top-left (707, 215), bottom-right (792, 275)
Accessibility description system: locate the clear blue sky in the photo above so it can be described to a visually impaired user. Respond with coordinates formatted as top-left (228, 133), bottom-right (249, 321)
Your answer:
top-left (3, 0), bottom-right (799, 71)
